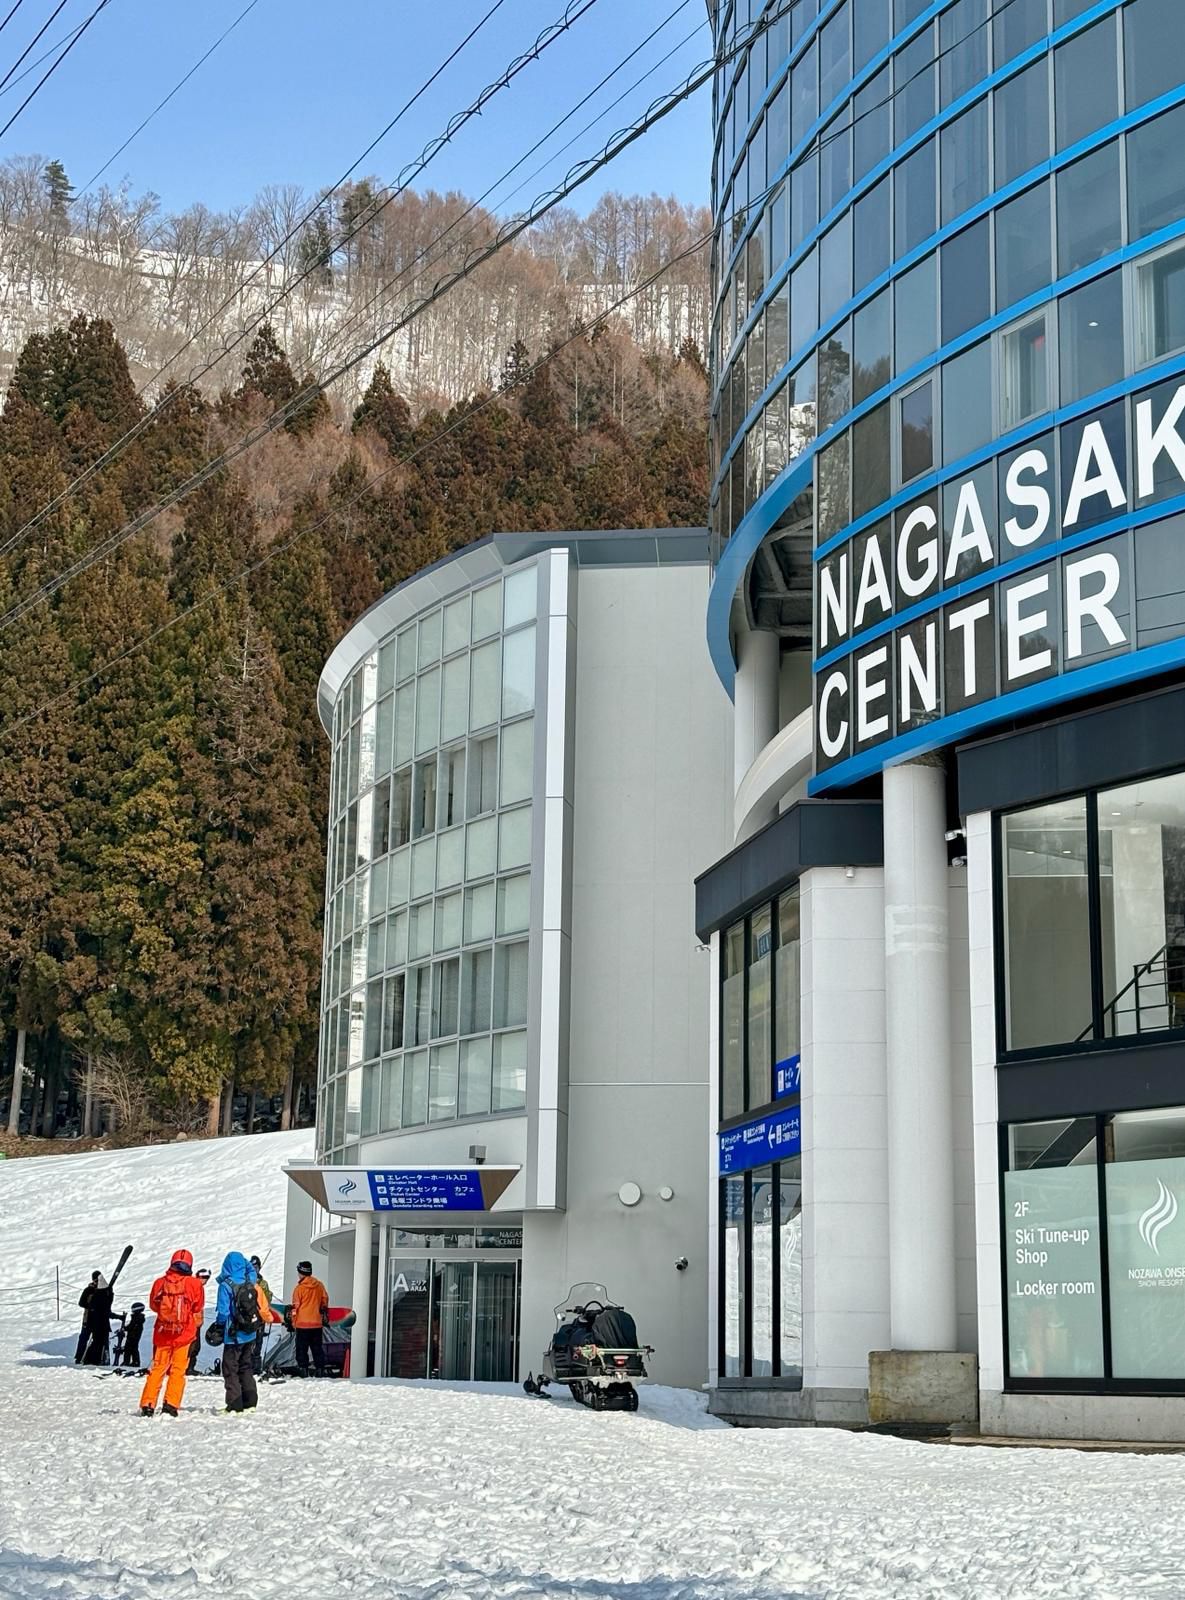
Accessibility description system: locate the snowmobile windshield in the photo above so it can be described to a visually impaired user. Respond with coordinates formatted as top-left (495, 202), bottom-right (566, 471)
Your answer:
top-left (553, 1283), bottom-right (618, 1326)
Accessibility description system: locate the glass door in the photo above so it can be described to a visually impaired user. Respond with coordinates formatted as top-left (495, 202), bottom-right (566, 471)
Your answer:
top-left (386, 1256), bottom-right (430, 1377)
top-left (429, 1262), bottom-right (474, 1379)
top-left (474, 1260), bottom-right (519, 1380)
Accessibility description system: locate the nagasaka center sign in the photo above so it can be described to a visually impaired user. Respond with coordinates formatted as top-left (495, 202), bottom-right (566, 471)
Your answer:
top-left (811, 376), bottom-right (1185, 791)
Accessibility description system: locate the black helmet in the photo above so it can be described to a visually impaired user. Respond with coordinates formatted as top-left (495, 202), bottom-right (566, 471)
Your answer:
top-left (250, 1255), bottom-right (262, 1270)
top-left (297, 1260), bottom-right (312, 1276)
top-left (130, 1302), bottom-right (145, 1313)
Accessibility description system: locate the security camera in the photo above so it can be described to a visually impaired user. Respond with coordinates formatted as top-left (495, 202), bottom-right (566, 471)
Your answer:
top-left (675, 1256), bottom-right (688, 1272)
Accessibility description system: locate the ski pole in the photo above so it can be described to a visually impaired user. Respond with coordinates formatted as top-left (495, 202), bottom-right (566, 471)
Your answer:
top-left (55, 1265), bottom-right (59, 1322)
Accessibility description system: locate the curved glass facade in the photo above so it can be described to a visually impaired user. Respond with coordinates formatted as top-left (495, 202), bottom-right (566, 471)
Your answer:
top-left (708, 0), bottom-right (1185, 697)
top-left (318, 562), bottom-right (540, 1163)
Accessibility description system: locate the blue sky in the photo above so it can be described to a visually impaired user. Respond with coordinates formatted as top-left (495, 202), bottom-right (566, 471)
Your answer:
top-left (1, 0), bottom-right (714, 216)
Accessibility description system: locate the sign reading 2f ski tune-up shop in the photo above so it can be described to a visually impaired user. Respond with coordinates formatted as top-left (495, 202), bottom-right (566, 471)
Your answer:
top-left (811, 378), bottom-right (1185, 792)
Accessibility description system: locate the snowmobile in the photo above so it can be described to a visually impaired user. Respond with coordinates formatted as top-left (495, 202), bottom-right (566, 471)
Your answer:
top-left (523, 1283), bottom-right (653, 1411)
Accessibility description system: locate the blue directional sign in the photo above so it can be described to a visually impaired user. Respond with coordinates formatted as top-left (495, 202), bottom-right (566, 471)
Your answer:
top-left (718, 1106), bottom-right (801, 1176)
top-left (774, 1054), bottom-right (801, 1098)
top-left (367, 1169), bottom-right (485, 1211)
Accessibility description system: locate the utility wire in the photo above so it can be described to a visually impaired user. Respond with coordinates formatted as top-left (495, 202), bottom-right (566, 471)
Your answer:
top-left (0, 0), bottom-right (1012, 597)
top-left (0, 0), bottom-right (28, 41)
top-left (0, 0), bottom-right (589, 562)
top-left (0, 0), bottom-right (70, 92)
top-left (0, 223), bottom-right (726, 745)
top-left (0, 0), bottom-right (112, 143)
top-left (0, 3), bottom-right (794, 635)
top-left (82, 0), bottom-right (265, 192)
top-left (0, 11), bottom-right (776, 632)
top-left (304, 0), bottom-right (705, 395)
top-left (0, 14), bottom-right (91, 98)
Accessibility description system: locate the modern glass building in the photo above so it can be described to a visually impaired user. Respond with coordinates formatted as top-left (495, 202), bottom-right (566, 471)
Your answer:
top-left (285, 530), bottom-right (733, 1389)
top-left (701, 0), bottom-right (1185, 1439)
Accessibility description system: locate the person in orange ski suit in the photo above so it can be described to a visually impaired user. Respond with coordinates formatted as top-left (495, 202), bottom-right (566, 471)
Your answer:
top-left (138, 1249), bottom-right (205, 1417)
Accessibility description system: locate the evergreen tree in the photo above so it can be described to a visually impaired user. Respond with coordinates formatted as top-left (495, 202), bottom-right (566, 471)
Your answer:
top-left (42, 160), bottom-right (73, 231)
top-left (297, 213), bottom-right (333, 288)
top-left (499, 338), bottom-right (531, 394)
top-left (352, 364), bottom-right (413, 455)
top-left (237, 323), bottom-right (299, 413)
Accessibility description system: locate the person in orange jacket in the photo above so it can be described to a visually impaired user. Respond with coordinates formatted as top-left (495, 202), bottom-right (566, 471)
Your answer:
top-left (139, 1249), bottom-right (205, 1417)
top-left (289, 1260), bottom-right (329, 1376)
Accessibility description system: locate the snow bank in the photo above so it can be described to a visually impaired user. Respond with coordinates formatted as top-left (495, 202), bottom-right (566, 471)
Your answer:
top-left (0, 1129), bottom-right (312, 1315)
top-left (3, 1133), bottom-right (1185, 1598)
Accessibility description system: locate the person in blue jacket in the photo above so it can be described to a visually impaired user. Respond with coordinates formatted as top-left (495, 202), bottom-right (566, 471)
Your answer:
top-left (211, 1251), bottom-right (270, 1413)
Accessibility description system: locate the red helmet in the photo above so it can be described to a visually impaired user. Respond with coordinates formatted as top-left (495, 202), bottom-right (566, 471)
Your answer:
top-left (170, 1249), bottom-right (193, 1269)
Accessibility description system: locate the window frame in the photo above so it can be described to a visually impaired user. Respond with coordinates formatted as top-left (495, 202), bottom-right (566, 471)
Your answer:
top-left (994, 766), bottom-right (1185, 1063)
top-left (996, 307), bottom-right (1054, 432)
top-left (1132, 238), bottom-right (1185, 370)
top-left (999, 1110), bottom-right (1185, 1395)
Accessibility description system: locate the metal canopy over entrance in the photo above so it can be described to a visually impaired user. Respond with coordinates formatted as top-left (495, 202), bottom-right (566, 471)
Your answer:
top-left (284, 1163), bottom-right (520, 1213)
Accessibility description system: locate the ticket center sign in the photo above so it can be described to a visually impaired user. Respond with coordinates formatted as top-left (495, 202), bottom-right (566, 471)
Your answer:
top-left (295, 1164), bottom-right (520, 1213)
top-left (810, 377), bottom-right (1185, 791)
top-left (718, 1106), bottom-right (801, 1176)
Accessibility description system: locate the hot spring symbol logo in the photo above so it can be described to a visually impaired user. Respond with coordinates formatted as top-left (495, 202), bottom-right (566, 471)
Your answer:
top-left (337, 1177), bottom-right (358, 1198)
top-left (1138, 1181), bottom-right (1179, 1256)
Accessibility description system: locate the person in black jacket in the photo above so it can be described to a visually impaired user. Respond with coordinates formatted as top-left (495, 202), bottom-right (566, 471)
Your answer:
top-left (122, 1303), bottom-right (146, 1369)
top-left (81, 1275), bottom-right (115, 1365)
top-left (75, 1271), bottom-right (101, 1364)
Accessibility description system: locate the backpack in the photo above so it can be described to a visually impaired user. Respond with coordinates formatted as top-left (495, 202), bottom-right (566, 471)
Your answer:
top-left (230, 1278), bottom-right (264, 1337)
top-left (154, 1283), bottom-right (190, 1342)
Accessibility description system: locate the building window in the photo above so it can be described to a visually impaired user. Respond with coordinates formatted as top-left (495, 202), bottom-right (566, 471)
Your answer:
top-left (1057, 142), bottom-right (1122, 278)
top-left (1000, 768), bottom-right (1185, 1053)
top-left (1098, 772), bottom-right (1185, 1038)
top-left (1002, 798), bottom-right (1092, 1051)
top-left (1004, 1117), bottom-right (1103, 1382)
top-left (1135, 243), bottom-right (1185, 367)
top-left (1053, 17), bottom-right (1117, 151)
top-left (747, 908), bottom-right (772, 1112)
top-left (774, 889), bottom-right (801, 1096)
top-left (995, 180), bottom-right (1051, 311)
top-left (900, 378), bottom-right (935, 483)
top-left (1058, 269), bottom-right (1125, 406)
top-left (1125, 0), bottom-right (1185, 111)
top-left (722, 1174), bottom-right (745, 1377)
top-left (994, 57), bottom-right (1049, 188)
top-left (1000, 312), bottom-right (1049, 429)
top-left (1128, 103), bottom-right (1185, 247)
top-left (722, 921), bottom-right (745, 1122)
top-left (717, 1157), bottom-right (802, 1384)
top-left (1004, 1108), bottom-right (1185, 1389)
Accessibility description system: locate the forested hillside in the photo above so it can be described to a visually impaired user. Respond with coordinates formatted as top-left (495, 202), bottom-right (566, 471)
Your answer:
top-left (0, 160), bottom-right (710, 407)
top-left (0, 310), bottom-right (709, 1144)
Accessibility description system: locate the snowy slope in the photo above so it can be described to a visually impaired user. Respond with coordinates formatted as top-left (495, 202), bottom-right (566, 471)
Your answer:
top-left (3, 1136), bottom-right (1185, 1598)
top-left (0, 1129), bottom-right (312, 1316)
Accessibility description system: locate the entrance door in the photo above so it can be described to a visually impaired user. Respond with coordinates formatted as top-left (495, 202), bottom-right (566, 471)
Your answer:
top-left (474, 1261), bottom-right (519, 1380)
top-left (386, 1257), bottom-right (430, 1378)
top-left (430, 1262), bottom-right (473, 1380)
top-left (382, 1246), bottom-right (521, 1380)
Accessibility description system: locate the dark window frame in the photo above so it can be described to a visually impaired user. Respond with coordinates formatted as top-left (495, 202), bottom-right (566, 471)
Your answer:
top-left (715, 1158), bottom-right (803, 1388)
top-left (998, 1111), bottom-right (1185, 1395)
top-left (994, 764), bottom-right (1185, 1063)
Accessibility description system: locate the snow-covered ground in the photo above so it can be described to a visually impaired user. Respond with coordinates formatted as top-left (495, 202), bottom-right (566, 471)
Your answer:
top-left (3, 1137), bottom-right (1185, 1598)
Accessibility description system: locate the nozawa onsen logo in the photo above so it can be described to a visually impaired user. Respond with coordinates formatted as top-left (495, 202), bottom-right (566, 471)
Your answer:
top-left (1138, 1180), bottom-right (1179, 1257)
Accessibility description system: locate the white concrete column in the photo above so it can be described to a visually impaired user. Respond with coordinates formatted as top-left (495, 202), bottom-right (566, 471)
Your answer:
top-left (733, 624), bottom-right (780, 834)
top-left (349, 1210), bottom-right (374, 1381)
top-left (883, 758), bottom-right (957, 1351)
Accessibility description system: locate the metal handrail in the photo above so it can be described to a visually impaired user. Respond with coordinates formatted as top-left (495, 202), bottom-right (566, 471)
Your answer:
top-left (1076, 943), bottom-right (1170, 1042)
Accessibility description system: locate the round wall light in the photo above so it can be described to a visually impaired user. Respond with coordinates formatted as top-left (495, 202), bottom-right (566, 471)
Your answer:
top-left (658, 1185), bottom-right (674, 1202)
top-left (617, 1181), bottom-right (642, 1207)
